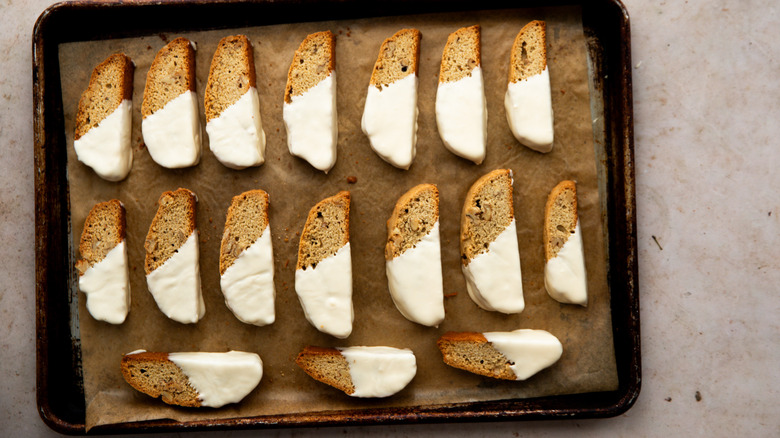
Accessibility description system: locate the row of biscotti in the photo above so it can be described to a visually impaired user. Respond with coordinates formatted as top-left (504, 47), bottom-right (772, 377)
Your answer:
top-left (120, 328), bottom-right (564, 407)
top-left (76, 170), bottom-right (586, 332)
top-left (73, 21), bottom-right (553, 181)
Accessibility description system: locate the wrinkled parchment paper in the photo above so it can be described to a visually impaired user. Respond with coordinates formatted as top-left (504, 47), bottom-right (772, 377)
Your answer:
top-left (59, 6), bottom-right (617, 430)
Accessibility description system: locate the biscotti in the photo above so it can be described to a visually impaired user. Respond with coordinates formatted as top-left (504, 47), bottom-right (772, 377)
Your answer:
top-left (142, 37), bottom-right (202, 168)
top-left (295, 191), bottom-right (353, 338)
top-left (435, 25), bottom-right (487, 164)
top-left (385, 184), bottom-right (444, 327)
top-left (544, 180), bottom-right (588, 305)
top-left (460, 169), bottom-right (525, 314)
top-left (505, 20), bottom-right (554, 153)
top-left (296, 346), bottom-right (416, 397)
top-left (219, 189), bottom-right (276, 325)
top-left (121, 350), bottom-right (263, 407)
top-left (205, 35), bottom-right (266, 169)
top-left (437, 329), bottom-right (563, 380)
top-left (362, 28), bottom-right (421, 170)
top-left (75, 200), bottom-right (130, 324)
top-left (283, 31), bottom-right (338, 173)
top-left (74, 53), bottom-right (134, 181)
top-left (144, 188), bottom-right (205, 323)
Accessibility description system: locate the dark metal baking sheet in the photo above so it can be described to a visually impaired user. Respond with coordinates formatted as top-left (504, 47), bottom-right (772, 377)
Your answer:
top-left (33, 0), bottom-right (639, 434)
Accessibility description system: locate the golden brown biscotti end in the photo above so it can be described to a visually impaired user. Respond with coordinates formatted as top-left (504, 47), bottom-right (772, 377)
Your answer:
top-left (296, 191), bottom-right (350, 270)
top-left (219, 189), bottom-right (270, 275)
top-left (75, 53), bottom-right (135, 140)
top-left (121, 352), bottom-right (202, 407)
top-left (508, 20), bottom-right (547, 83)
top-left (460, 169), bottom-right (515, 264)
top-left (284, 31), bottom-right (336, 104)
top-left (144, 188), bottom-right (198, 274)
top-left (295, 346), bottom-right (356, 395)
top-left (204, 35), bottom-right (256, 122)
top-left (369, 28), bottom-right (421, 88)
top-left (385, 184), bottom-right (439, 260)
top-left (439, 25), bottom-right (481, 84)
top-left (76, 199), bottom-right (126, 275)
top-left (142, 37), bottom-right (197, 118)
top-left (544, 180), bottom-right (578, 261)
top-left (436, 332), bottom-right (517, 380)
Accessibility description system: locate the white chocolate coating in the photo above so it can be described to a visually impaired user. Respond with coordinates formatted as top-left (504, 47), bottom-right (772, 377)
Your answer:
top-left (545, 221), bottom-right (588, 306)
top-left (504, 67), bottom-right (554, 152)
top-left (206, 87), bottom-right (266, 169)
top-left (79, 240), bottom-right (130, 324)
top-left (435, 66), bottom-right (487, 164)
top-left (142, 90), bottom-right (202, 168)
top-left (462, 219), bottom-right (525, 314)
top-left (220, 225), bottom-right (276, 326)
top-left (74, 99), bottom-right (133, 181)
top-left (362, 74), bottom-right (419, 169)
top-left (167, 351), bottom-right (263, 408)
top-left (283, 73), bottom-right (338, 172)
top-left (295, 243), bottom-right (353, 338)
top-left (146, 231), bottom-right (205, 324)
top-left (483, 329), bottom-right (563, 380)
top-left (339, 346), bottom-right (417, 398)
top-left (385, 221), bottom-right (445, 327)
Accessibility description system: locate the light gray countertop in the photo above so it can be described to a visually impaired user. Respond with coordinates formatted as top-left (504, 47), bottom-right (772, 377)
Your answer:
top-left (1, 0), bottom-right (777, 436)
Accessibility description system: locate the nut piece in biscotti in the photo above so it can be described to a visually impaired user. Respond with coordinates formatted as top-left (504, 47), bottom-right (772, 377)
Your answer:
top-left (204, 35), bottom-right (266, 169)
top-left (141, 37), bottom-right (202, 168)
top-left (76, 200), bottom-right (130, 324)
top-left (295, 346), bottom-right (356, 395)
top-left (459, 169), bottom-right (525, 314)
top-left (505, 20), bottom-right (554, 153)
top-left (144, 188), bottom-right (205, 324)
top-left (437, 329), bottom-right (563, 380)
top-left (385, 184), bottom-right (444, 327)
top-left (544, 180), bottom-right (587, 306)
top-left (436, 25), bottom-right (487, 164)
top-left (219, 189), bottom-right (276, 326)
top-left (295, 191), bottom-right (353, 338)
top-left (362, 29), bottom-right (422, 170)
top-left (74, 53), bottom-right (135, 181)
top-left (282, 31), bottom-right (338, 173)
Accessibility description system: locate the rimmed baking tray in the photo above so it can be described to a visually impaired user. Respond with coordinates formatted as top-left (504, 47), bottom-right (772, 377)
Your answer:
top-left (34, 0), bottom-right (638, 434)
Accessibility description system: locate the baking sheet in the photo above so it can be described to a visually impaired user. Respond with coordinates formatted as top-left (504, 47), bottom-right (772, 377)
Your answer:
top-left (58, 6), bottom-right (617, 430)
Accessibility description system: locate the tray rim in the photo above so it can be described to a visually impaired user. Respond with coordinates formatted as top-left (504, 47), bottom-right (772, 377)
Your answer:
top-left (33, 0), bottom-right (639, 434)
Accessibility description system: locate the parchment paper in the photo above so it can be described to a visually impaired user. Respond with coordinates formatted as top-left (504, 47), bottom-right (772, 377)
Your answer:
top-left (59, 6), bottom-right (618, 430)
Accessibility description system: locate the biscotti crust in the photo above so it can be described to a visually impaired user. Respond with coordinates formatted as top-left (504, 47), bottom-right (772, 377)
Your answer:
top-left (144, 188), bottom-right (197, 274)
top-left (460, 169), bottom-right (515, 264)
top-left (295, 346), bottom-right (355, 395)
top-left (508, 20), bottom-right (547, 83)
top-left (385, 184), bottom-right (439, 260)
top-left (438, 25), bottom-right (481, 84)
top-left (75, 53), bottom-right (134, 140)
top-left (369, 29), bottom-right (421, 88)
top-left (544, 180), bottom-right (579, 261)
top-left (220, 189), bottom-right (270, 275)
top-left (204, 35), bottom-right (257, 122)
top-left (437, 331), bottom-right (517, 380)
top-left (120, 352), bottom-right (202, 407)
top-left (284, 31), bottom-right (336, 104)
top-left (76, 199), bottom-right (126, 274)
top-left (297, 191), bottom-right (350, 270)
top-left (142, 37), bottom-right (197, 118)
